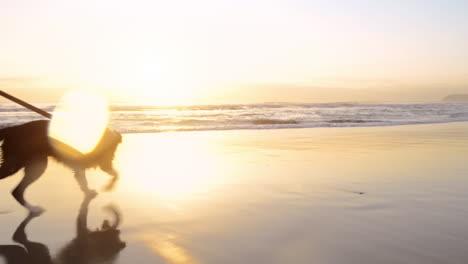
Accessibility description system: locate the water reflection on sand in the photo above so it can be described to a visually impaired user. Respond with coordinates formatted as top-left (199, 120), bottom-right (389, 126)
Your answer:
top-left (0, 196), bottom-right (125, 264)
top-left (1, 123), bottom-right (468, 264)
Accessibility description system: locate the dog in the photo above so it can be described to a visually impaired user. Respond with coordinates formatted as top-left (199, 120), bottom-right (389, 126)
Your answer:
top-left (0, 119), bottom-right (122, 214)
top-left (0, 195), bottom-right (126, 264)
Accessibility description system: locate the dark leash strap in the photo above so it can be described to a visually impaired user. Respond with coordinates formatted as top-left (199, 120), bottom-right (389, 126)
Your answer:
top-left (0, 90), bottom-right (52, 119)
top-left (0, 90), bottom-right (87, 156)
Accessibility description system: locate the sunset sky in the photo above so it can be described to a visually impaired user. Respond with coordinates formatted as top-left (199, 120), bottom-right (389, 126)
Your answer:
top-left (1, 0), bottom-right (468, 104)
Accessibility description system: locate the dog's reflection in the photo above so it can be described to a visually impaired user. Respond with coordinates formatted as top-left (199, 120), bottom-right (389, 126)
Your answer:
top-left (0, 212), bottom-right (52, 264)
top-left (0, 196), bottom-right (126, 264)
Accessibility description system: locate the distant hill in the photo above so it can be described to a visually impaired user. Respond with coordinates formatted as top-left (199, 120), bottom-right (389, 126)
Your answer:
top-left (442, 94), bottom-right (468, 102)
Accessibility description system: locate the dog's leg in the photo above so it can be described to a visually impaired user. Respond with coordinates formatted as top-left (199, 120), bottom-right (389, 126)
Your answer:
top-left (101, 166), bottom-right (119, 192)
top-left (12, 157), bottom-right (47, 215)
top-left (73, 169), bottom-right (97, 197)
top-left (12, 211), bottom-right (41, 244)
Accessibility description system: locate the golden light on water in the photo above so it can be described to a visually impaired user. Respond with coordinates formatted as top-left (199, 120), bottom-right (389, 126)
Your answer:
top-left (49, 91), bottom-right (109, 155)
top-left (141, 232), bottom-right (198, 264)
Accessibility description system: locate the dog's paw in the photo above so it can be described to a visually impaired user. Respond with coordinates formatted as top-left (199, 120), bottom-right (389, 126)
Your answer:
top-left (26, 205), bottom-right (45, 216)
top-left (85, 189), bottom-right (98, 198)
top-left (103, 177), bottom-right (118, 192)
top-left (102, 183), bottom-right (116, 192)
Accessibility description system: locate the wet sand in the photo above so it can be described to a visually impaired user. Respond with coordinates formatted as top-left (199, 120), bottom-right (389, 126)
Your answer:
top-left (1, 122), bottom-right (468, 264)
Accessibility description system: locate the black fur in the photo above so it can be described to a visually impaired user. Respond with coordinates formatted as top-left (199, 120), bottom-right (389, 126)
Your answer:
top-left (0, 120), bottom-right (122, 213)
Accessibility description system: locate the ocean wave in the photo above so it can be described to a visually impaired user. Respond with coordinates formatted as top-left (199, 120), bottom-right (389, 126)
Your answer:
top-left (0, 106), bottom-right (55, 113)
top-left (326, 119), bottom-right (380, 123)
top-left (1, 102), bottom-right (468, 133)
top-left (251, 119), bottom-right (299, 125)
top-left (110, 104), bottom-right (248, 112)
top-left (109, 102), bottom-right (363, 112)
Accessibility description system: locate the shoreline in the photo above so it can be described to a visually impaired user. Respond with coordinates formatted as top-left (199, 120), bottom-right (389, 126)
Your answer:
top-left (116, 119), bottom-right (468, 134)
top-left (2, 101), bottom-right (468, 134)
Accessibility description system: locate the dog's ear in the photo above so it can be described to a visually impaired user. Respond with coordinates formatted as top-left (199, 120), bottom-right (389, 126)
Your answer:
top-left (115, 131), bottom-right (122, 143)
top-left (93, 128), bottom-right (121, 155)
top-left (106, 128), bottom-right (122, 145)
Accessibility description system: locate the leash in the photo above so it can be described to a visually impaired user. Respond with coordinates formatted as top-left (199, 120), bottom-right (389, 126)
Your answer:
top-left (0, 90), bottom-right (121, 156)
top-left (0, 90), bottom-right (52, 119)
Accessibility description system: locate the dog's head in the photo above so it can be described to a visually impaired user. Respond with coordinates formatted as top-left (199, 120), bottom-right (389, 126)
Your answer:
top-left (96, 128), bottom-right (122, 155)
top-left (87, 127), bottom-right (122, 168)
top-left (49, 126), bottom-right (122, 166)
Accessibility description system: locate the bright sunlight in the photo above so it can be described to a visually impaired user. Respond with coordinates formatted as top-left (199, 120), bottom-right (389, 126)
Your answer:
top-left (72, 47), bottom-right (201, 106)
top-left (116, 132), bottom-right (227, 202)
top-left (48, 90), bottom-right (109, 156)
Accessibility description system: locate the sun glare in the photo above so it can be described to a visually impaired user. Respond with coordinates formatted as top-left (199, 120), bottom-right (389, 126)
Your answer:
top-left (72, 48), bottom-right (200, 106)
top-left (113, 63), bottom-right (199, 106)
top-left (116, 133), bottom-right (225, 202)
top-left (48, 90), bottom-right (109, 155)
top-left (141, 231), bottom-right (197, 264)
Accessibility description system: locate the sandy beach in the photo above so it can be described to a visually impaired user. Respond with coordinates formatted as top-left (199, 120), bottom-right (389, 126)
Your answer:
top-left (1, 122), bottom-right (468, 264)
